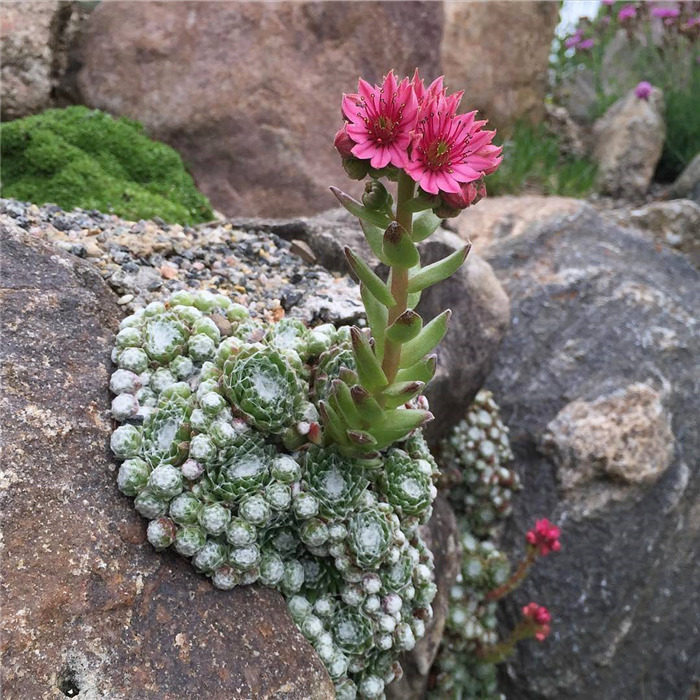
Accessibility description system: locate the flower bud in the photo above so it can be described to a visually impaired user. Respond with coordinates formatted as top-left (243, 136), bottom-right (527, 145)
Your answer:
top-left (334, 125), bottom-right (356, 159)
top-left (435, 180), bottom-right (487, 218)
top-left (362, 180), bottom-right (391, 212)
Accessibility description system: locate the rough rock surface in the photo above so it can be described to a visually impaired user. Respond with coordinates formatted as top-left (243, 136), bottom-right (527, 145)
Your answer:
top-left (0, 1), bottom-right (58, 120)
top-left (542, 383), bottom-right (674, 493)
top-left (610, 198), bottom-right (700, 269)
top-left (232, 208), bottom-right (511, 442)
top-left (0, 220), bottom-right (336, 699)
top-left (451, 195), bottom-right (583, 254)
top-left (593, 87), bottom-right (666, 200)
top-left (477, 203), bottom-right (699, 700)
top-left (669, 152), bottom-right (700, 205)
top-left (387, 496), bottom-right (461, 700)
top-left (70, 1), bottom-right (443, 218)
top-left (441, 1), bottom-right (559, 130)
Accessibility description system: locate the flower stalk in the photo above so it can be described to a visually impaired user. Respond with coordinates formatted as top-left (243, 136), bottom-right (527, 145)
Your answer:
top-left (325, 69), bottom-right (503, 457)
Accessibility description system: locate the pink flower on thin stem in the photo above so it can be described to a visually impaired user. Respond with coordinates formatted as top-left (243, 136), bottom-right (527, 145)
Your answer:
top-left (651, 6), bottom-right (680, 19)
top-left (342, 70), bottom-right (418, 170)
top-left (634, 81), bottom-right (653, 100)
top-left (405, 92), bottom-right (502, 195)
top-left (578, 38), bottom-right (595, 50)
top-left (526, 518), bottom-right (561, 556)
top-left (564, 33), bottom-right (582, 49)
top-left (618, 4), bottom-right (637, 20)
top-left (522, 603), bottom-right (552, 642)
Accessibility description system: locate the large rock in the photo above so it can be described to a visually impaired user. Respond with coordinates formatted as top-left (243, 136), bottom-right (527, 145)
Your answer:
top-left (0, 1), bottom-right (90, 121)
top-left (593, 86), bottom-right (666, 200)
top-left (0, 221), bottom-right (334, 699)
top-left (609, 198), bottom-right (700, 269)
top-left (475, 203), bottom-right (699, 700)
top-left (451, 195), bottom-right (583, 254)
top-left (232, 208), bottom-right (511, 442)
top-left (441, 1), bottom-right (560, 130)
top-left (0, 1), bottom-right (58, 120)
top-left (70, 1), bottom-right (442, 218)
top-left (669, 152), bottom-right (700, 206)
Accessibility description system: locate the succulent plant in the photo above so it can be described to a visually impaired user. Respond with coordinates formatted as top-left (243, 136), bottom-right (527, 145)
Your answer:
top-left (429, 391), bottom-right (517, 699)
top-left (110, 290), bottom-right (440, 698)
top-left (439, 389), bottom-right (520, 537)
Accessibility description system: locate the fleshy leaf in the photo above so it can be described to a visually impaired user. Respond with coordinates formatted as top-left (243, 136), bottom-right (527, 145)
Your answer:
top-left (411, 211), bottom-right (443, 242)
top-left (386, 309), bottom-right (423, 344)
top-left (395, 354), bottom-right (437, 384)
top-left (344, 247), bottom-right (395, 308)
top-left (330, 186), bottom-right (393, 228)
top-left (399, 310), bottom-right (451, 368)
top-left (382, 222), bottom-right (420, 268)
top-left (351, 327), bottom-right (389, 393)
top-left (361, 284), bottom-right (388, 363)
top-left (407, 245), bottom-right (470, 293)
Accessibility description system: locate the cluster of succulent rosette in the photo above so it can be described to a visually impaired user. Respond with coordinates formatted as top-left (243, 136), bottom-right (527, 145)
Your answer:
top-left (109, 70), bottom-right (553, 699)
top-left (430, 393), bottom-right (561, 698)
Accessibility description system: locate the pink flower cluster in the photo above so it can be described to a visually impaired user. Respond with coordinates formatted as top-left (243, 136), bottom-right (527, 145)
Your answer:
top-left (522, 602), bottom-right (552, 641)
top-left (634, 80), bottom-right (653, 99)
top-left (336, 70), bottom-right (502, 209)
top-left (526, 518), bottom-right (562, 556)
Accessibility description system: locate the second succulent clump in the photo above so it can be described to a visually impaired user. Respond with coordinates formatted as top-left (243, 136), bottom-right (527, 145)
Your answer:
top-left (110, 290), bottom-right (438, 699)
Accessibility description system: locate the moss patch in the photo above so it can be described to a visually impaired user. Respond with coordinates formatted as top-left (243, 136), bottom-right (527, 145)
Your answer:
top-left (1, 106), bottom-right (214, 224)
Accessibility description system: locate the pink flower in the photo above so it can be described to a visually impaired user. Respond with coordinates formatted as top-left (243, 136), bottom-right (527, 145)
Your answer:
top-left (651, 6), bottom-right (680, 19)
top-left (342, 70), bottom-right (418, 170)
top-left (405, 92), bottom-right (502, 195)
top-left (578, 38), bottom-right (594, 50)
top-left (564, 34), bottom-right (581, 49)
top-left (634, 81), bottom-right (653, 100)
top-left (618, 4), bottom-right (637, 20)
top-left (602, 0), bottom-right (614, 5)
top-left (522, 603), bottom-right (552, 641)
top-left (526, 518), bottom-right (561, 556)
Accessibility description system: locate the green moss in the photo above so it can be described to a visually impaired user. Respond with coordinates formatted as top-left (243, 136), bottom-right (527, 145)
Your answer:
top-left (487, 121), bottom-right (597, 198)
top-left (1, 106), bottom-right (214, 224)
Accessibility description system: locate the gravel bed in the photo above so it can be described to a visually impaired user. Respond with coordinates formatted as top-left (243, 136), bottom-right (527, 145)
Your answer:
top-left (0, 198), bottom-right (363, 325)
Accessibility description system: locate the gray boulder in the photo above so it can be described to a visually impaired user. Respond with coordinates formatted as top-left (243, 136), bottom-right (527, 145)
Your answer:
top-left (478, 203), bottom-right (699, 700)
top-left (669, 152), bottom-right (700, 206)
top-left (593, 86), bottom-right (666, 200)
top-left (0, 220), bottom-right (335, 699)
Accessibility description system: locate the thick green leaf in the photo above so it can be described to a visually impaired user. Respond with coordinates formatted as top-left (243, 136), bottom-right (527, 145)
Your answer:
top-left (411, 211), bottom-right (443, 242)
top-left (350, 386), bottom-right (385, 421)
top-left (379, 380), bottom-right (425, 409)
top-left (372, 408), bottom-right (433, 445)
top-left (395, 354), bottom-right (437, 384)
top-left (361, 284), bottom-right (388, 363)
top-left (359, 219), bottom-right (391, 264)
top-left (344, 247), bottom-right (395, 308)
top-left (351, 327), bottom-right (388, 393)
top-left (346, 430), bottom-right (378, 446)
top-left (330, 380), bottom-right (364, 429)
top-left (382, 222), bottom-right (420, 268)
top-left (330, 186), bottom-right (393, 228)
top-left (399, 310), bottom-right (451, 368)
top-left (386, 309), bottom-right (423, 344)
top-left (407, 245), bottom-right (470, 293)
top-left (319, 401), bottom-right (349, 447)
